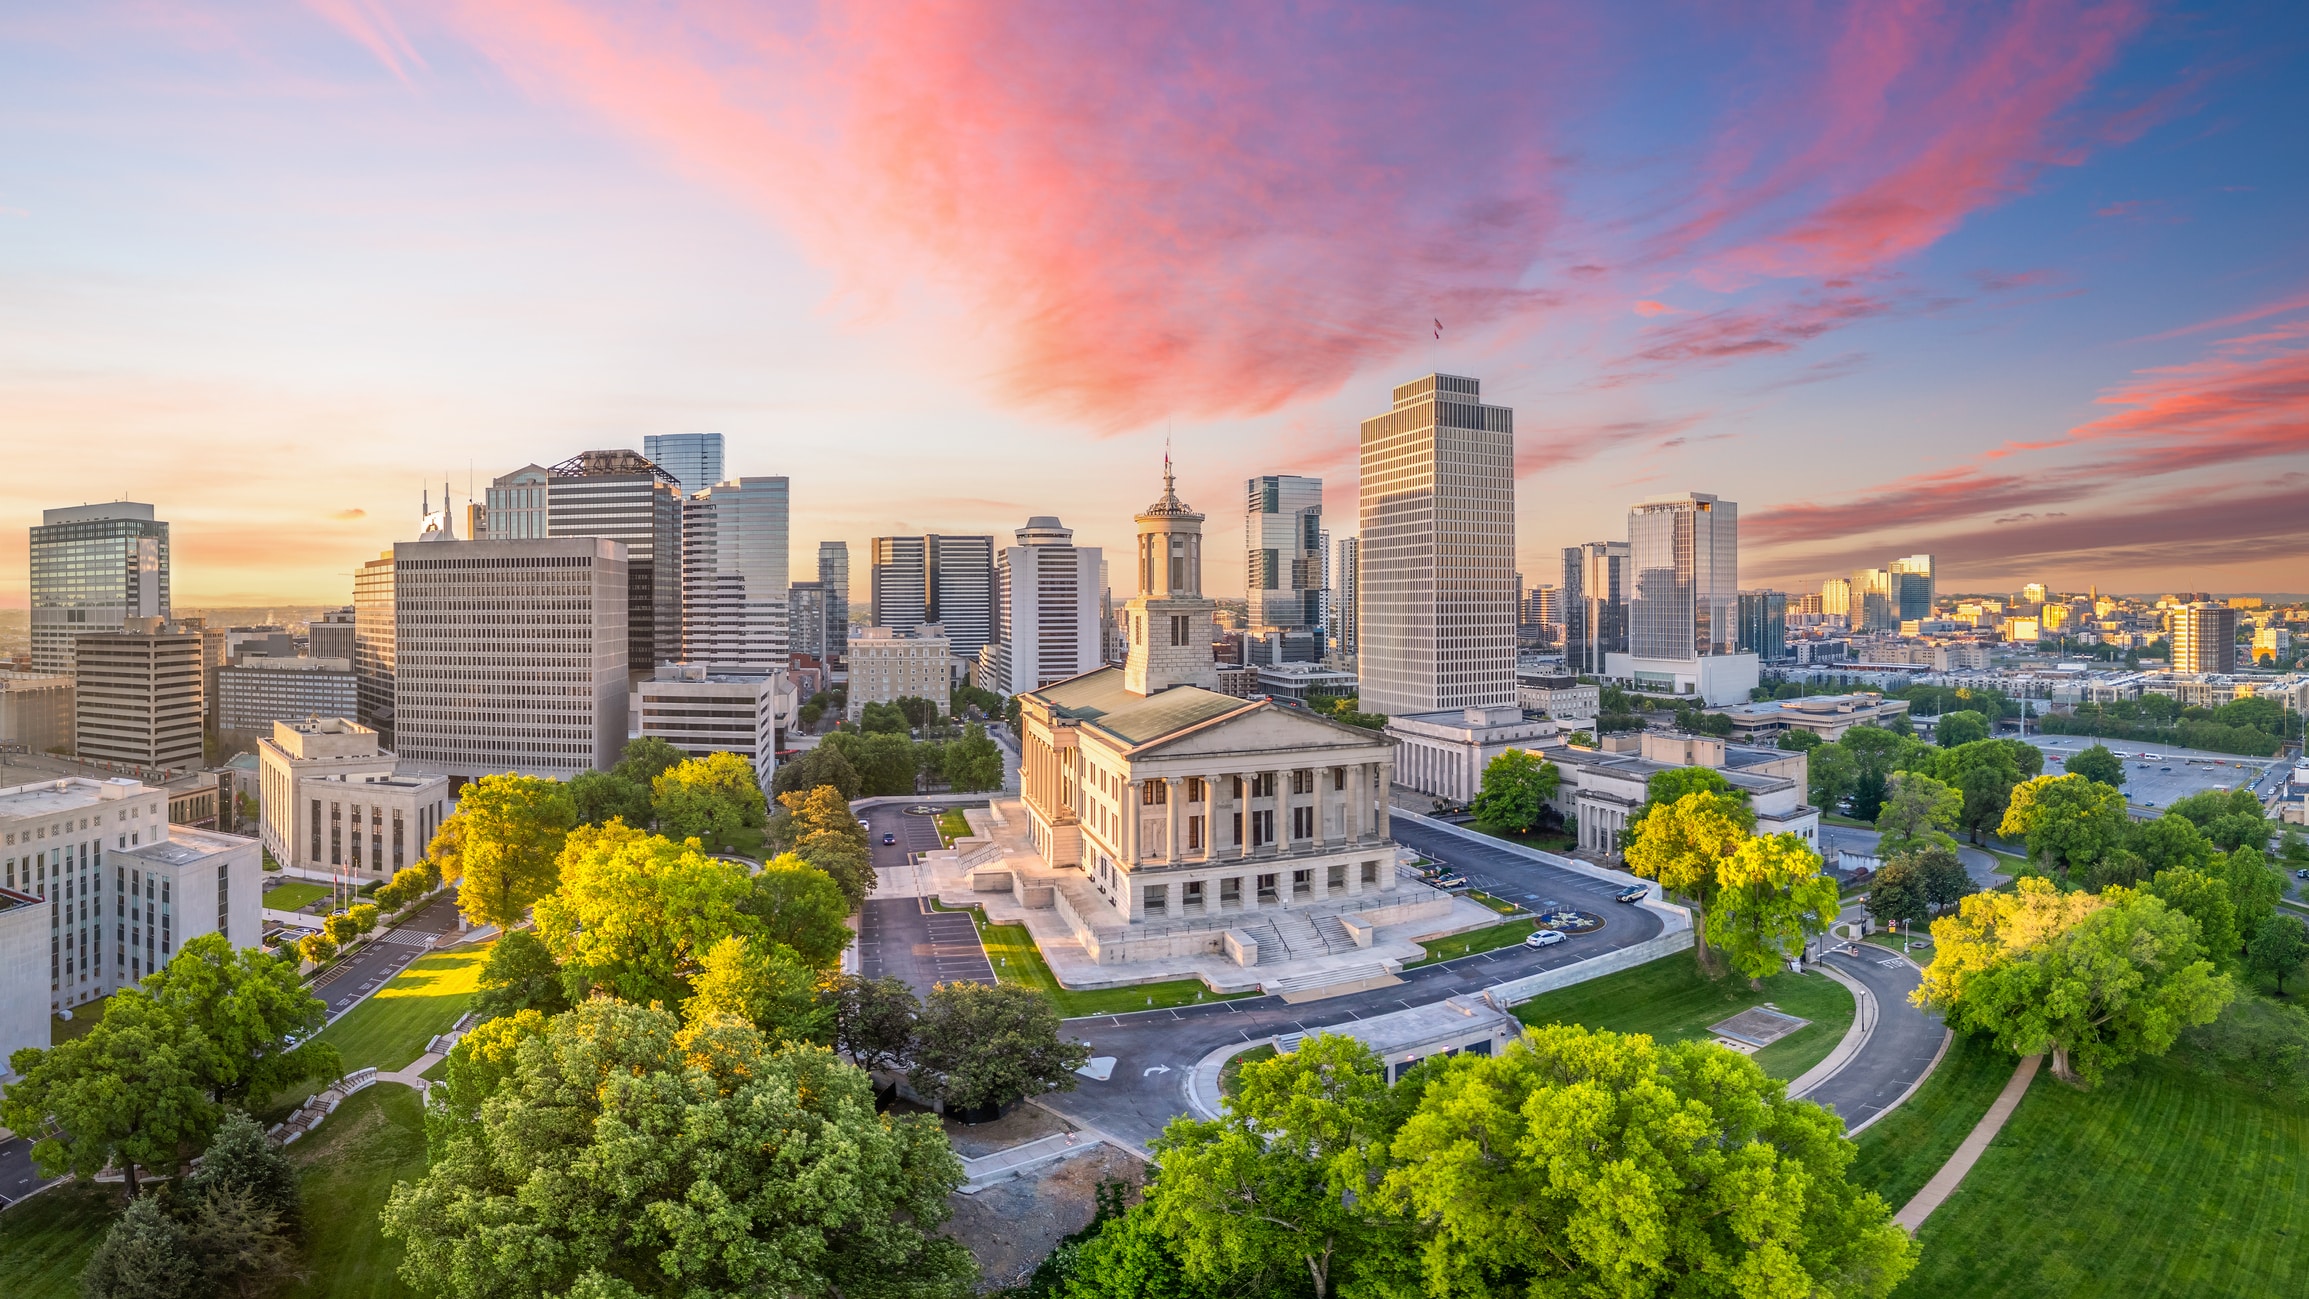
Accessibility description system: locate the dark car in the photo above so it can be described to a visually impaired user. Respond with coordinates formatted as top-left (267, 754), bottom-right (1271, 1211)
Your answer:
top-left (1614, 885), bottom-right (1648, 904)
top-left (881, 833), bottom-right (897, 846)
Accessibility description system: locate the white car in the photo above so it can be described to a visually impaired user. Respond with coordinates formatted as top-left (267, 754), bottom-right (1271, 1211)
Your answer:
top-left (1524, 929), bottom-right (1567, 949)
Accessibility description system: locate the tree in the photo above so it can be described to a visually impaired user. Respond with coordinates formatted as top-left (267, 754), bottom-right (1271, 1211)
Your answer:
top-left (471, 927), bottom-right (570, 1022)
top-left (2130, 813), bottom-right (2214, 876)
top-left (782, 785), bottom-right (876, 909)
top-left (1932, 738), bottom-right (2028, 844)
top-left (1915, 879), bottom-right (2233, 1085)
top-left (822, 730), bottom-right (922, 796)
top-left (2146, 867), bottom-right (2239, 967)
top-left (2066, 743), bottom-right (2126, 789)
top-left (142, 934), bottom-right (338, 1107)
top-left (1468, 749), bottom-right (1561, 835)
top-left (2215, 845), bottom-right (2285, 946)
top-left (187, 1109), bottom-right (301, 1224)
top-left (532, 821), bottom-right (762, 1007)
top-left (2247, 914), bottom-right (2309, 995)
top-left (297, 932), bottom-right (336, 965)
top-left (437, 1009), bottom-right (549, 1119)
top-left (769, 743), bottom-right (863, 801)
top-left (1874, 770), bottom-right (1962, 858)
top-left (910, 982), bottom-right (1088, 1113)
top-left (438, 773), bottom-right (577, 929)
top-left (1936, 709), bottom-right (1990, 747)
top-left (1060, 1203), bottom-right (1233, 1299)
top-left (742, 855), bottom-right (856, 967)
top-left (1, 993), bottom-right (213, 1194)
top-left (374, 861), bottom-right (440, 912)
top-left (1777, 729), bottom-right (1822, 752)
top-left (1382, 1025), bottom-right (1916, 1297)
top-left (568, 768), bottom-right (652, 830)
top-left (894, 695), bottom-right (941, 729)
top-left (823, 974), bottom-right (922, 1074)
top-left (1707, 832), bottom-right (1841, 984)
top-left (652, 751), bottom-right (770, 853)
top-left (1999, 774), bottom-right (2129, 880)
top-left (1903, 840), bottom-right (1975, 916)
top-left (611, 735), bottom-right (688, 787)
top-left (859, 700), bottom-right (911, 735)
top-left (381, 1002), bottom-right (972, 1298)
top-left (1865, 857), bottom-right (1931, 930)
top-left (1622, 789), bottom-right (1753, 975)
top-left (685, 935), bottom-right (830, 1044)
top-left (1144, 1034), bottom-right (1410, 1299)
top-left (2171, 787), bottom-right (2272, 853)
top-left (944, 722), bottom-right (1006, 793)
top-left (347, 901), bottom-right (380, 934)
top-left (80, 1194), bottom-right (204, 1299)
top-left (324, 911), bottom-right (362, 946)
top-left (183, 1183), bottom-right (303, 1297)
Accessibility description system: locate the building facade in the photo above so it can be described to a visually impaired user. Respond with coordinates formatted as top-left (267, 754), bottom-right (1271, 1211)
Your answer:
top-left (2171, 602), bottom-right (2238, 674)
top-left (308, 606), bottom-right (357, 661)
top-left (634, 665), bottom-right (779, 789)
top-left (353, 551), bottom-right (397, 743)
top-left (0, 672), bottom-right (74, 754)
top-left (30, 503), bottom-right (170, 673)
top-left (1357, 374), bottom-right (1516, 716)
top-left (1548, 733), bottom-right (1818, 859)
top-left (1628, 492), bottom-right (1738, 659)
top-left (214, 657), bottom-right (359, 734)
top-left (869, 535), bottom-right (927, 633)
top-left (787, 580), bottom-right (829, 661)
top-left (75, 623), bottom-right (204, 773)
top-left (483, 465), bottom-right (551, 540)
top-left (1332, 536), bottom-right (1359, 661)
top-left (1561, 541), bottom-right (1629, 674)
top-left (1245, 475), bottom-right (1325, 640)
top-left (642, 432), bottom-right (725, 497)
top-left (846, 625), bottom-right (953, 720)
top-left (682, 476), bottom-right (790, 674)
top-left (1737, 590), bottom-right (1788, 661)
top-left (391, 537), bottom-right (631, 778)
top-left (1890, 554), bottom-right (1936, 622)
top-left (548, 449), bottom-right (684, 674)
top-left (870, 534), bottom-right (996, 664)
top-left (817, 542), bottom-right (850, 664)
top-left (256, 718), bottom-right (450, 882)
top-left (984, 517), bottom-right (1103, 696)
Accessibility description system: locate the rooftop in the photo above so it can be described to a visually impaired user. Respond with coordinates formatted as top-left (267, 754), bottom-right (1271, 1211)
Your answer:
top-left (0, 776), bottom-right (147, 819)
top-left (121, 824), bottom-right (252, 867)
top-left (1032, 667), bottom-right (1259, 747)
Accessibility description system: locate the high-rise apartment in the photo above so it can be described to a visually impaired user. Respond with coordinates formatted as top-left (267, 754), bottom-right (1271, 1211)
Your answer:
top-left (643, 433), bottom-right (725, 497)
top-left (870, 536), bottom-right (927, 633)
top-left (1851, 568), bottom-right (1898, 633)
top-left (984, 517), bottom-right (1103, 695)
top-left (1561, 541), bottom-right (1630, 674)
top-left (30, 503), bottom-right (170, 672)
top-left (818, 542), bottom-right (850, 664)
top-left (353, 551), bottom-right (397, 743)
top-left (1737, 591), bottom-right (1788, 660)
top-left (2170, 602), bottom-right (2238, 674)
top-left (549, 450), bottom-right (684, 674)
top-left (1357, 373), bottom-right (1515, 716)
top-left (870, 534), bottom-right (995, 662)
top-left (1245, 475), bottom-right (1325, 640)
top-left (787, 581), bottom-right (828, 661)
top-left (1890, 554), bottom-right (1936, 622)
top-left (682, 476), bottom-right (790, 674)
top-left (1333, 536), bottom-right (1359, 660)
top-left (483, 465), bottom-right (551, 539)
top-left (1820, 577), bottom-right (1852, 621)
top-left (1627, 493), bottom-right (1739, 659)
top-left (74, 621), bottom-right (204, 773)
top-left (391, 537), bottom-right (630, 778)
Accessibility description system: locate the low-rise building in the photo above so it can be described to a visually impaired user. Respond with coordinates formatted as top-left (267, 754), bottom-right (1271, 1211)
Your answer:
top-left (1545, 732), bottom-right (1818, 858)
top-left (1515, 671), bottom-right (1598, 722)
top-left (1601, 651), bottom-right (1761, 707)
top-left (846, 625), bottom-right (951, 721)
top-left (0, 671), bottom-right (74, 754)
top-left (1387, 705), bottom-right (1558, 804)
top-left (1251, 661), bottom-right (1359, 704)
top-left (1708, 692), bottom-right (1913, 744)
top-left (74, 621), bottom-right (204, 774)
top-left (214, 656), bottom-right (358, 734)
top-left (633, 665), bottom-right (781, 789)
top-left (256, 718), bottom-right (450, 881)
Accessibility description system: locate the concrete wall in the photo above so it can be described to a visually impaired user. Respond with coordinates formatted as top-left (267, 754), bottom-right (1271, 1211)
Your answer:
top-left (0, 894), bottom-right (48, 1079)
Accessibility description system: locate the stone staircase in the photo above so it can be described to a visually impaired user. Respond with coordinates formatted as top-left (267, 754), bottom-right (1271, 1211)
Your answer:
top-left (1263, 963), bottom-right (1403, 1003)
top-left (1262, 910), bottom-right (1328, 960)
top-left (1309, 914), bottom-right (1359, 954)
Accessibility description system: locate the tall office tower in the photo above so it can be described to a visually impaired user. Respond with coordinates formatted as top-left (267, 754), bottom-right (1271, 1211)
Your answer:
top-left (1333, 537), bottom-right (1359, 659)
top-left (1560, 541), bottom-right (1630, 674)
top-left (392, 537), bottom-right (630, 778)
top-left (1797, 591), bottom-right (1825, 616)
top-left (985, 517), bottom-right (1103, 694)
top-left (1099, 558), bottom-right (1120, 664)
top-left (1890, 554), bottom-right (1936, 621)
top-left (353, 552), bottom-right (396, 744)
top-left (788, 581), bottom-right (828, 660)
top-left (817, 542), bottom-right (850, 664)
top-left (483, 465), bottom-right (551, 539)
top-left (1122, 459), bottom-right (1221, 695)
top-left (1820, 577), bottom-right (1852, 620)
top-left (74, 621), bottom-right (203, 773)
top-left (870, 536), bottom-right (927, 633)
top-left (1318, 528), bottom-right (1334, 643)
top-left (682, 477), bottom-right (790, 674)
top-left (1851, 567), bottom-right (1897, 633)
top-left (1627, 493), bottom-right (1738, 660)
top-left (1737, 591), bottom-right (1788, 660)
top-left (643, 433), bottom-right (725, 497)
top-left (1358, 374), bottom-right (1515, 715)
top-left (308, 606), bottom-right (356, 661)
top-left (2170, 602), bottom-right (2238, 674)
top-left (1245, 475), bottom-right (1325, 653)
top-left (869, 534), bottom-right (996, 661)
top-left (2020, 581), bottom-right (2049, 605)
top-left (1524, 584), bottom-right (1562, 634)
top-left (30, 503), bottom-right (170, 672)
top-left (548, 450), bottom-right (684, 674)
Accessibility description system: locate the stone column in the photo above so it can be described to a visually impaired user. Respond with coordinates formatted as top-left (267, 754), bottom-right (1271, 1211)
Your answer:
top-left (1124, 780), bottom-right (1141, 864)
top-left (1164, 776), bottom-right (1182, 864)
top-left (1312, 766), bottom-right (1329, 849)
top-left (1237, 774), bottom-right (1254, 859)
top-left (1375, 761), bottom-right (1393, 839)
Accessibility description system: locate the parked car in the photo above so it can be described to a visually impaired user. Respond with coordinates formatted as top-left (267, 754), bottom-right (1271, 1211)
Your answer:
top-left (2295, 868), bottom-right (2309, 880)
top-left (1614, 885), bottom-right (1648, 904)
top-left (1433, 872), bottom-right (1471, 891)
top-left (881, 833), bottom-right (897, 846)
top-left (1524, 929), bottom-right (1567, 948)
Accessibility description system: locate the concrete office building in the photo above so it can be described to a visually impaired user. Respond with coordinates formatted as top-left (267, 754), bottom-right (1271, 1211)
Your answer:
top-left (0, 672), bottom-right (74, 754)
top-left (214, 657), bottom-right (358, 734)
top-left (1561, 541), bottom-right (1629, 674)
top-left (1245, 474), bottom-right (1325, 650)
top-left (0, 881), bottom-right (43, 1076)
top-left (2171, 603), bottom-right (2239, 674)
top-left (353, 551), bottom-right (396, 742)
top-left (818, 541), bottom-right (850, 664)
top-left (391, 537), bottom-right (630, 778)
top-left (847, 625), bottom-right (953, 721)
top-left (548, 450), bottom-right (684, 674)
top-left (30, 503), bottom-right (171, 673)
top-left (871, 534), bottom-right (996, 663)
top-left (1332, 536), bottom-right (1359, 660)
top-left (308, 606), bottom-right (356, 661)
top-left (870, 536), bottom-right (927, 633)
top-left (75, 622), bottom-right (204, 773)
top-left (1357, 374), bottom-right (1516, 716)
top-left (223, 626), bottom-right (294, 661)
top-left (256, 718), bottom-right (450, 881)
top-left (643, 433), bottom-right (725, 497)
top-left (0, 776), bottom-right (261, 1017)
top-left (633, 665), bottom-right (779, 789)
top-left (983, 517), bottom-right (1104, 695)
top-left (1549, 733), bottom-right (1819, 859)
top-left (483, 465), bottom-right (551, 540)
top-left (683, 476), bottom-right (790, 674)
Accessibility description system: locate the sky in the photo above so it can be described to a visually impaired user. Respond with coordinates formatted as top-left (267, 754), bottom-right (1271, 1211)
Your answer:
top-left (3, 1), bottom-right (2307, 608)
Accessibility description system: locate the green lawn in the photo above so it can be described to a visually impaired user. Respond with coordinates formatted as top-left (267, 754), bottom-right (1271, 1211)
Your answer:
top-left (1510, 952), bottom-right (1857, 1082)
top-left (0, 1181), bottom-right (119, 1297)
top-left (1406, 918), bottom-right (1537, 966)
top-left (937, 808), bottom-right (972, 843)
top-left (1896, 1043), bottom-right (2309, 1296)
top-left (310, 941), bottom-right (495, 1074)
top-left (1468, 822), bottom-right (1576, 854)
top-left (1847, 1032), bottom-right (2016, 1209)
top-left (1466, 889), bottom-right (1523, 915)
top-left (286, 1084), bottom-right (429, 1299)
top-left (1218, 1043), bottom-right (1277, 1099)
top-left (50, 992), bottom-right (116, 1045)
top-left (966, 911), bottom-right (1256, 1016)
top-left (263, 881), bottom-right (333, 911)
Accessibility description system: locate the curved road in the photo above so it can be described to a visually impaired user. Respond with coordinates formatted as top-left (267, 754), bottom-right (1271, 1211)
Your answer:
top-left (1804, 946), bottom-right (1946, 1132)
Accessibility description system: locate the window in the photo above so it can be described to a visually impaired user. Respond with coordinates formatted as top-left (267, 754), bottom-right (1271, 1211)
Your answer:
top-left (1251, 809), bottom-right (1273, 846)
top-left (1183, 880), bottom-right (1205, 906)
top-left (1291, 806), bottom-right (1313, 839)
top-left (1220, 877), bottom-right (1241, 903)
top-left (1292, 869), bottom-right (1313, 898)
top-left (1142, 781), bottom-right (1165, 806)
top-left (1187, 777), bottom-right (1205, 801)
top-left (1333, 767), bottom-right (1346, 791)
top-left (1256, 873), bottom-right (1278, 903)
top-left (1143, 884), bottom-right (1167, 914)
top-left (1187, 816), bottom-right (1204, 851)
top-left (1361, 860), bottom-right (1379, 885)
top-left (1327, 864), bottom-right (1345, 891)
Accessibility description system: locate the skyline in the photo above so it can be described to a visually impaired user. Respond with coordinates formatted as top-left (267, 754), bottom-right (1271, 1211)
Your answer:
top-left (5, 2), bottom-right (2308, 606)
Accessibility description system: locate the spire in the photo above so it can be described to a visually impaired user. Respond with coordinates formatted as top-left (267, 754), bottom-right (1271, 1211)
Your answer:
top-left (1146, 440), bottom-right (1192, 516)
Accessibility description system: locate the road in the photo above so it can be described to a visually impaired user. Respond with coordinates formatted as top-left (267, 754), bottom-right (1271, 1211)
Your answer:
top-left (1818, 822), bottom-right (2007, 889)
top-left (853, 803), bottom-right (997, 996)
top-left (1804, 946), bottom-right (1946, 1132)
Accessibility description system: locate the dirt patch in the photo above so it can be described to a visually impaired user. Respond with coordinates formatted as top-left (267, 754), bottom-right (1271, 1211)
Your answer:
top-left (942, 1100), bottom-right (1075, 1158)
top-left (946, 1143), bottom-right (1147, 1292)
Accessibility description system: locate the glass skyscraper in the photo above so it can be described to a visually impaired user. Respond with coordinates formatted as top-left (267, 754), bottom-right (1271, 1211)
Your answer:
top-left (818, 541), bottom-right (850, 664)
top-left (642, 433), bottom-right (725, 497)
top-left (1560, 540), bottom-right (1629, 674)
top-left (870, 533), bottom-right (995, 662)
top-left (1245, 474), bottom-right (1324, 645)
top-left (548, 449), bottom-right (686, 674)
top-left (683, 476), bottom-right (790, 673)
top-left (30, 503), bottom-right (170, 672)
top-left (1627, 493), bottom-right (1738, 660)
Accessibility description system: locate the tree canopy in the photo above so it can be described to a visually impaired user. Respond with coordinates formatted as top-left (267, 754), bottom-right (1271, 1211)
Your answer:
top-left (1999, 774), bottom-right (2130, 880)
top-left (1707, 832), bottom-right (1841, 982)
top-left (1936, 709), bottom-right (1990, 747)
top-left (652, 751), bottom-right (770, 853)
top-left (943, 722), bottom-right (1006, 793)
top-left (1623, 789), bottom-right (1756, 975)
top-left (2065, 743), bottom-right (2126, 789)
top-left (1468, 748), bottom-right (1561, 834)
top-left (437, 773), bottom-right (577, 928)
top-left (769, 742), bottom-right (863, 802)
top-left (533, 821), bottom-right (762, 1007)
top-left (910, 981), bottom-right (1088, 1113)
top-left (1874, 770), bottom-right (1962, 858)
top-left (781, 784), bottom-right (876, 909)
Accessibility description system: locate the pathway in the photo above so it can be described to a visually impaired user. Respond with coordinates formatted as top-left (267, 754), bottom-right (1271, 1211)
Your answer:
top-left (1894, 1054), bottom-right (2042, 1232)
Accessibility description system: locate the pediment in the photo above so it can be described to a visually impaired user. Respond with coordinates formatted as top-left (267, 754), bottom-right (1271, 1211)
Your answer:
top-left (1131, 704), bottom-right (1390, 763)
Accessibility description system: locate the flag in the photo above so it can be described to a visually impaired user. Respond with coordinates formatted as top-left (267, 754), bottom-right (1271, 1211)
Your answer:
top-left (1433, 317), bottom-right (1442, 339)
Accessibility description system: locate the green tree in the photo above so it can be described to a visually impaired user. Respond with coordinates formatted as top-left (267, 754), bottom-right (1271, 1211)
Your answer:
top-left (782, 785), bottom-right (876, 909)
top-left (532, 821), bottom-right (762, 1007)
top-left (769, 743), bottom-right (863, 801)
top-left (685, 935), bottom-right (831, 1044)
top-left (142, 934), bottom-right (338, 1107)
top-left (823, 974), bottom-right (922, 1074)
top-left (742, 855), bottom-right (856, 968)
top-left (1874, 770), bottom-right (1962, 858)
top-left (1999, 774), bottom-right (2130, 880)
top-left (1901, 840), bottom-right (1975, 917)
top-left (1936, 709), bottom-right (1990, 747)
top-left (1865, 857), bottom-right (1931, 929)
top-left (437, 1009), bottom-right (549, 1120)
top-left (381, 1001), bottom-right (973, 1298)
top-left (2130, 813), bottom-right (2214, 876)
top-left (1060, 1206), bottom-right (1233, 1299)
top-left (567, 767), bottom-right (652, 829)
top-left (471, 926), bottom-right (570, 1022)
top-left (1622, 789), bottom-right (1753, 976)
top-left (1468, 748), bottom-right (1561, 835)
top-left (373, 860), bottom-right (440, 912)
top-left (859, 700), bottom-right (911, 735)
top-left (652, 751), bottom-right (770, 853)
top-left (1146, 1035), bottom-right (1409, 1299)
top-left (823, 730), bottom-right (922, 797)
top-left (79, 1194), bottom-right (204, 1299)
top-left (1707, 832), bottom-right (1841, 984)
top-left (187, 1109), bottom-right (301, 1224)
top-left (2146, 867), bottom-right (2240, 968)
top-left (1807, 738), bottom-right (1856, 812)
top-left (439, 773), bottom-right (577, 929)
top-left (1916, 878), bottom-right (2234, 1085)
top-left (910, 982), bottom-right (1088, 1113)
top-left (297, 932), bottom-right (336, 965)
top-left (1777, 729), bottom-right (1822, 752)
top-left (894, 695), bottom-right (942, 729)
top-left (944, 722), bottom-right (1006, 793)
top-left (1, 993), bottom-right (213, 1194)
top-left (182, 1182), bottom-right (303, 1297)
top-left (2247, 914), bottom-right (2309, 995)
top-left (324, 911), bottom-right (362, 947)
top-left (2215, 845), bottom-right (2285, 949)
top-left (611, 735), bottom-right (688, 787)
top-left (347, 901), bottom-right (380, 934)
top-left (2065, 743), bottom-right (2126, 789)
top-left (1382, 1024), bottom-right (1915, 1297)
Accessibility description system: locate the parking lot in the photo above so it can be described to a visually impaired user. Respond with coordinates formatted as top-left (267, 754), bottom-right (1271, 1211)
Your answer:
top-left (2022, 735), bottom-right (2285, 812)
top-left (852, 802), bottom-right (996, 996)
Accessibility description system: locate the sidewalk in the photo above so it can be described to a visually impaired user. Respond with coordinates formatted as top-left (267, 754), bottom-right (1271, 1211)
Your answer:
top-left (1894, 1054), bottom-right (2042, 1232)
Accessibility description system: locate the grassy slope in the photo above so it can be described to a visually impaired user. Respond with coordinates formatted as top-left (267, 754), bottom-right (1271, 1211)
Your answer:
top-left (937, 808), bottom-right (972, 843)
top-left (312, 941), bottom-right (495, 1074)
top-left (968, 912), bottom-right (1256, 1016)
top-left (1406, 918), bottom-right (1538, 966)
top-left (1510, 952), bottom-right (1857, 1082)
top-left (0, 1182), bottom-right (119, 1298)
top-left (1897, 1047), bottom-right (2309, 1297)
top-left (1846, 1032), bottom-right (2015, 1209)
top-left (286, 1085), bottom-right (429, 1299)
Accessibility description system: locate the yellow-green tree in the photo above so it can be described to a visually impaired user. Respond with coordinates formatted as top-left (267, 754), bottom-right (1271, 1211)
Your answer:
top-left (1622, 789), bottom-right (1753, 974)
top-left (1708, 832), bottom-right (1842, 984)
top-left (532, 821), bottom-right (760, 1007)
top-left (1999, 773), bottom-right (2129, 881)
top-left (435, 773), bottom-right (576, 929)
top-left (652, 752), bottom-right (769, 854)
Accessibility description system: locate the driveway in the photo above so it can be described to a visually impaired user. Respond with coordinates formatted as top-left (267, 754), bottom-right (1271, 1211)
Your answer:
top-left (856, 897), bottom-right (996, 995)
top-left (1804, 945), bottom-right (1946, 1133)
top-left (308, 893), bottom-right (467, 1021)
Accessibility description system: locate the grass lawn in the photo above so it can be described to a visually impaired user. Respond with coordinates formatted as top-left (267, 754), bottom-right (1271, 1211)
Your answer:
top-left (286, 1084), bottom-right (429, 1299)
top-left (51, 992), bottom-right (116, 1045)
top-left (1406, 918), bottom-right (1538, 966)
top-left (1467, 889), bottom-right (1523, 915)
top-left (1846, 1032), bottom-right (2015, 1209)
top-left (1510, 952), bottom-right (1856, 1082)
top-left (264, 880), bottom-right (333, 911)
top-left (1822, 812), bottom-right (1876, 828)
top-left (937, 808), bottom-right (972, 843)
top-left (1218, 1043), bottom-right (1277, 1099)
top-left (1896, 1043), bottom-right (2309, 1297)
top-left (0, 1180), bottom-right (120, 1298)
top-left (965, 911), bottom-right (1256, 1017)
top-left (1469, 822), bottom-right (1576, 854)
top-left (311, 941), bottom-right (495, 1074)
